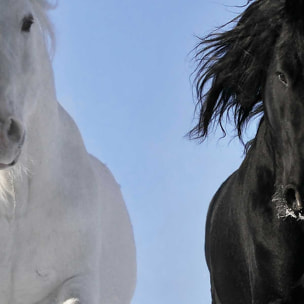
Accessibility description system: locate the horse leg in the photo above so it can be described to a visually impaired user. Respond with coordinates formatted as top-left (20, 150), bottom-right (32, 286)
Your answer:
top-left (37, 297), bottom-right (81, 304)
top-left (62, 300), bottom-right (80, 304)
top-left (54, 275), bottom-right (98, 304)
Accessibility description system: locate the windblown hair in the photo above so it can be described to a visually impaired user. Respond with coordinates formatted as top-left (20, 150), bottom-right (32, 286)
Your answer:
top-left (31, 0), bottom-right (57, 56)
top-left (189, 0), bottom-right (293, 143)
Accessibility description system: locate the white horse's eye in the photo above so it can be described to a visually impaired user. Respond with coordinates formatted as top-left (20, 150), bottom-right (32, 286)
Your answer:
top-left (21, 14), bottom-right (34, 32)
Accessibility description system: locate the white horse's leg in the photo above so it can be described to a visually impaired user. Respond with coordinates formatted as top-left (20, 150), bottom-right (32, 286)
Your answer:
top-left (36, 297), bottom-right (82, 304)
top-left (62, 299), bottom-right (80, 304)
top-left (54, 275), bottom-right (98, 304)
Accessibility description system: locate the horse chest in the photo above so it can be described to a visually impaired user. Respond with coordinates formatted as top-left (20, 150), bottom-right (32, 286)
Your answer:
top-left (0, 196), bottom-right (96, 304)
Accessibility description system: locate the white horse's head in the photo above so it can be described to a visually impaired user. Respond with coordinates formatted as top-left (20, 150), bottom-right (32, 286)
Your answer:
top-left (0, 0), bottom-right (54, 169)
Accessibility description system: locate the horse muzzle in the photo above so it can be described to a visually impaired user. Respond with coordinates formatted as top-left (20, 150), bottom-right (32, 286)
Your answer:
top-left (283, 184), bottom-right (304, 215)
top-left (0, 117), bottom-right (25, 169)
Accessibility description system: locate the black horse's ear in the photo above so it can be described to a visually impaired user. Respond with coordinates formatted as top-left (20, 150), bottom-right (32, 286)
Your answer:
top-left (285, 0), bottom-right (304, 20)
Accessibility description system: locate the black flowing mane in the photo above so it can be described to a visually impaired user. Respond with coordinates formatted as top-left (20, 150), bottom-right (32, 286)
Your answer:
top-left (189, 0), bottom-right (304, 143)
top-left (199, 1), bottom-right (304, 303)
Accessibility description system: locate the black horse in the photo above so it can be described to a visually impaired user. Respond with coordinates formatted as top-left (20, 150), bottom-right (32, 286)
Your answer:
top-left (190, 0), bottom-right (304, 303)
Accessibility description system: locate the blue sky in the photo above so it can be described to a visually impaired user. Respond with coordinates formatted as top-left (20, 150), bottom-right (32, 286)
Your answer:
top-left (50, 1), bottom-right (248, 303)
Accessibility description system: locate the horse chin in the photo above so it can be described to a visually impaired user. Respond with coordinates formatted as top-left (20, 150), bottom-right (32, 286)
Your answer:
top-left (0, 147), bottom-right (22, 170)
top-left (0, 130), bottom-right (25, 170)
top-left (0, 159), bottom-right (18, 170)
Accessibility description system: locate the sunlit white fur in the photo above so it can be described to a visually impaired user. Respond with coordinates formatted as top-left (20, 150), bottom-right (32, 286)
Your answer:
top-left (0, 1), bottom-right (136, 303)
top-left (0, 163), bottom-right (30, 218)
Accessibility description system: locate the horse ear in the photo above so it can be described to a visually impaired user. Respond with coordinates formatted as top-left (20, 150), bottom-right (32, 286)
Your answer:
top-left (285, 0), bottom-right (304, 20)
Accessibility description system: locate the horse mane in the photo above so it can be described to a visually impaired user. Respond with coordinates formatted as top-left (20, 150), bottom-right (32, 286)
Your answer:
top-left (189, 0), bottom-right (288, 144)
top-left (31, 0), bottom-right (57, 56)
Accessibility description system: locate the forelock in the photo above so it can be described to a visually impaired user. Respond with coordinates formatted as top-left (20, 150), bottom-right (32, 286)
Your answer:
top-left (30, 0), bottom-right (57, 57)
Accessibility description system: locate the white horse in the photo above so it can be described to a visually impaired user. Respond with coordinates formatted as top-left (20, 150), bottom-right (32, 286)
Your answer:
top-left (0, 1), bottom-right (136, 303)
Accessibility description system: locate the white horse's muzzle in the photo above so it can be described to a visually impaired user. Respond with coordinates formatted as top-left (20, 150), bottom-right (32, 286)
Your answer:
top-left (0, 117), bottom-right (25, 169)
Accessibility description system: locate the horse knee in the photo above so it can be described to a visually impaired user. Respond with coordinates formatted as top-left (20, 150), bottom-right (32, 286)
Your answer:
top-left (62, 299), bottom-right (80, 304)
top-left (56, 275), bottom-right (98, 304)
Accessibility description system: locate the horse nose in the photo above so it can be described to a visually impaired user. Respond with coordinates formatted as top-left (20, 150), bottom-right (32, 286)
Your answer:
top-left (4, 117), bottom-right (24, 145)
top-left (284, 185), bottom-right (303, 212)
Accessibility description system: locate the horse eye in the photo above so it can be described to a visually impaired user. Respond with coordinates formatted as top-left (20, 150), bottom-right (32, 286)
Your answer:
top-left (277, 72), bottom-right (288, 86)
top-left (21, 14), bottom-right (34, 32)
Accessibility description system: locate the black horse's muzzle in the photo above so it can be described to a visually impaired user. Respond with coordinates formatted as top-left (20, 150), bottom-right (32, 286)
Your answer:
top-left (284, 185), bottom-right (304, 215)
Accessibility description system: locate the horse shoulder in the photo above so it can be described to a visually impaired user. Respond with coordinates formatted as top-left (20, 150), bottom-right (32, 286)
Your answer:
top-left (205, 169), bottom-right (255, 303)
top-left (55, 104), bottom-right (136, 301)
top-left (205, 171), bottom-right (238, 261)
top-left (88, 155), bottom-right (137, 303)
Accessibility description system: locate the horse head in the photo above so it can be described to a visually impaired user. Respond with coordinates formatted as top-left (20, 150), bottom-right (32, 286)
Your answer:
top-left (190, 0), bottom-right (304, 218)
top-left (0, 0), bottom-right (53, 169)
top-left (264, 0), bottom-right (304, 215)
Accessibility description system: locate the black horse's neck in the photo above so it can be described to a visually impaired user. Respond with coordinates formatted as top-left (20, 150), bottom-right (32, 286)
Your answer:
top-left (238, 120), bottom-right (277, 209)
top-left (243, 121), bottom-right (274, 174)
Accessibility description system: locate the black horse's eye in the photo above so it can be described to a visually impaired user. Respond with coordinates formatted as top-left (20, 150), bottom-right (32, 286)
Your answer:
top-left (21, 14), bottom-right (34, 32)
top-left (277, 72), bottom-right (288, 86)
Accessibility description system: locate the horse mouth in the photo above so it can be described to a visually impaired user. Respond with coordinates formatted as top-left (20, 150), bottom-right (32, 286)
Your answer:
top-left (0, 146), bottom-right (23, 170)
top-left (0, 160), bottom-right (16, 170)
top-left (0, 131), bottom-right (25, 170)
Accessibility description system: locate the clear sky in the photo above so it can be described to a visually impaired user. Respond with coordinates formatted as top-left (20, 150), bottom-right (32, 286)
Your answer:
top-left (50, 1), bottom-right (248, 303)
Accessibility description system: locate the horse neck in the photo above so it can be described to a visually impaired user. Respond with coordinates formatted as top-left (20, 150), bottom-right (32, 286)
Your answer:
top-left (25, 71), bottom-right (59, 167)
top-left (239, 120), bottom-right (276, 193)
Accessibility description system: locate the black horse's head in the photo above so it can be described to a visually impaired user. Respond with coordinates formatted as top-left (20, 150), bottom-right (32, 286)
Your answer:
top-left (265, 18), bottom-right (304, 215)
top-left (190, 0), bottom-right (304, 217)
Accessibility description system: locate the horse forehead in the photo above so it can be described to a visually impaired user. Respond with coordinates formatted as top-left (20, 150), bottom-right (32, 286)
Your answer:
top-left (0, 0), bottom-right (32, 44)
top-left (0, 0), bottom-right (31, 7)
top-left (0, 0), bottom-right (32, 21)
top-left (276, 29), bottom-right (304, 78)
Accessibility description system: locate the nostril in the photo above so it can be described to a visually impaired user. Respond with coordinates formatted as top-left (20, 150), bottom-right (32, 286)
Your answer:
top-left (6, 118), bottom-right (23, 143)
top-left (285, 187), bottom-right (296, 208)
top-left (284, 186), bottom-right (303, 212)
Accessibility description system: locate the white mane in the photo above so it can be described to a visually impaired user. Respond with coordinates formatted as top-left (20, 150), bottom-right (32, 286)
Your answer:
top-left (31, 0), bottom-right (57, 56)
